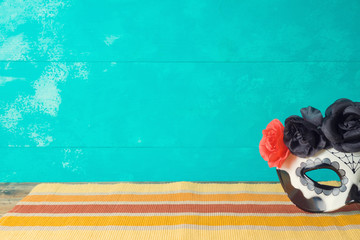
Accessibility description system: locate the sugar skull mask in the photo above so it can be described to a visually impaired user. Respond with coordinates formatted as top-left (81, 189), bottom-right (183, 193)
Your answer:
top-left (260, 98), bottom-right (360, 213)
top-left (277, 148), bottom-right (360, 212)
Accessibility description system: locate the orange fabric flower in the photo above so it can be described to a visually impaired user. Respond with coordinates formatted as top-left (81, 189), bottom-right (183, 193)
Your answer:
top-left (259, 119), bottom-right (290, 168)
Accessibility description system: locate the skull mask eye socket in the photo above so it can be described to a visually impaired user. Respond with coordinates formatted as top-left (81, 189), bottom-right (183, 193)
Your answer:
top-left (304, 166), bottom-right (341, 188)
top-left (295, 158), bottom-right (348, 196)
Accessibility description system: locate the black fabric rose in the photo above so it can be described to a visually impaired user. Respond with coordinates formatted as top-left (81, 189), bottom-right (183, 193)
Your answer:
top-left (283, 107), bottom-right (328, 157)
top-left (321, 98), bottom-right (360, 152)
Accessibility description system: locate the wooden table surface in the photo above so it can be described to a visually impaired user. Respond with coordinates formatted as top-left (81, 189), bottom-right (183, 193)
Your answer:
top-left (0, 183), bottom-right (38, 217)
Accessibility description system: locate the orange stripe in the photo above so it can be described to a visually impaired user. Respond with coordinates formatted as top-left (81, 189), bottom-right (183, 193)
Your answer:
top-left (10, 204), bottom-right (304, 214)
top-left (2, 215), bottom-right (360, 227)
top-left (21, 193), bottom-right (289, 202)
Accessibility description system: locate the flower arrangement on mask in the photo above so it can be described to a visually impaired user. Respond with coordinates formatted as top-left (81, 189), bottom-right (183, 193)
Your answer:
top-left (260, 98), bottom-right (360, 168)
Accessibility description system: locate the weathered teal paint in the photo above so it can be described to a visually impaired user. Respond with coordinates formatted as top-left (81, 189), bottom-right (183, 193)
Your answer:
top-left (0, 0), bottom-right (359, 182)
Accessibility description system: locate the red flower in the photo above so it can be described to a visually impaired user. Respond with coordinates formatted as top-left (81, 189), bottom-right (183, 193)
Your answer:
top-left (259, 119), bottom-right (290, 168)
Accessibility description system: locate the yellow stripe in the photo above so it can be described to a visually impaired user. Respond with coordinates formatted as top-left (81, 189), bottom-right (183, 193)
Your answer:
top-left (2, 215), bottom-right (360, 227)
top-left (30, 182), bottom-right (284, 194)
top-left (0, 229), bottom-right (359, 240)
top-left (21, 193), bottom-right (288, 202)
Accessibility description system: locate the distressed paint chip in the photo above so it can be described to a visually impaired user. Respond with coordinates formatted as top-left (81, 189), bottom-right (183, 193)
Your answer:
top-left (27, 124), bottom-right (54, 147)
top-left (0, 0), bottom-right (90, 146)
top-left (104, 35), bottom-right (120, 46)
top-left (31, 63), bottom-right (69, 117)
top-left (0, 76), bottom-right (25, 86)
top-left (0, 34), bottom-right (29, 61)
top-left (62, 149), bottom-right (84, 173)
top-left (0, 108), bottom-right (22, 131)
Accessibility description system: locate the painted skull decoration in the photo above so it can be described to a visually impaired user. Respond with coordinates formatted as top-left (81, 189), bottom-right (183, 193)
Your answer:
top-left (260, 98), bottom-right (360, 213)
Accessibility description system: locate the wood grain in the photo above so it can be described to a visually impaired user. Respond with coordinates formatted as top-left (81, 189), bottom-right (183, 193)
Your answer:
top-left (1, 0), bottom-right (360, 183)
top-left (0, 183), bottom-right (38, 217)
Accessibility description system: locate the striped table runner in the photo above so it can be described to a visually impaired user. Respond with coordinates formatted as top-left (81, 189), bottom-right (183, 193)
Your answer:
top-left (0, 182), bottom-right (359, 239)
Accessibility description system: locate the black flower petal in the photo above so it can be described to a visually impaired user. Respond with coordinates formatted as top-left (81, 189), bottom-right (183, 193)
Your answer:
top-left (284, 116), bottom-right (328, 157)
top-left (301, 106), bottom-right (323, 127)
top-left (321, 98), bottom-right (360, 152)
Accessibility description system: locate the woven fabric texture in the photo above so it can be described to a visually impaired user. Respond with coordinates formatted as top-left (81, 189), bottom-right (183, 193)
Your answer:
top-left (0, 182), bottom-right (359, 239)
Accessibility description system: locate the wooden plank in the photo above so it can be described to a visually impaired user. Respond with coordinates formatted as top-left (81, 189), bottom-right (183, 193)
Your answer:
top-left (0, 147), bottom-right (279, 182)
top-left (0, 183), bottom-right (38, 217)
top-left (0, 61), bottom-right (359, 182)
top-left (1, 0), bottom-right (360, 183)
top-left (0, 0), bottom-right (359, 62)
top-left (1, 62), bottom-right (359, 148)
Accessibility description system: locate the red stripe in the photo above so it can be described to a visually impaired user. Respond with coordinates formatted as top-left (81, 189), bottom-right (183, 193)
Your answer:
top-left (10, 201), bottom-right (360, 214)
top-left (11, 203), bottom-right (360, 214)
top-left (332, 204), bottom-right (360, 212)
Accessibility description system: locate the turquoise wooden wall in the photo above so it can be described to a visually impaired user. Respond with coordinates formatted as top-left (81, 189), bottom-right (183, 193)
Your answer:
top-left (0, 0), bottom-right (359, 182)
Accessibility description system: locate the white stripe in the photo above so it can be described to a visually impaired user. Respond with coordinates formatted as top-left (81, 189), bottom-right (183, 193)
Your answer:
top-left (17, 201), bottom-right (292, 205)
top-left (0, 225), bottom-right (359, 231)
top-left (28, 190), bottom-right (285, 196)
